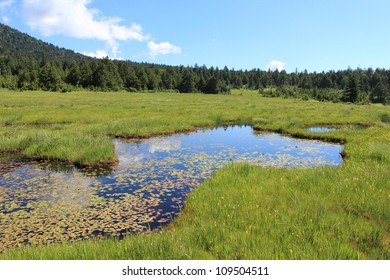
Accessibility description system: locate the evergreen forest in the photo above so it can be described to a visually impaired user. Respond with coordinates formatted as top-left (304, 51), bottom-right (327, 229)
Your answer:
top-left (1, 23), bottom-right (389, 104)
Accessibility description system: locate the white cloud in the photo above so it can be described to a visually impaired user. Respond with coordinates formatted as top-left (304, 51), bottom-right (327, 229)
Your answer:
top-left (0, 0), bottom-right (13, 24)
top-left (82, 49), bottom-right (108, 59)
top-left (0, 0), bottom-right (14, 9)
top-left (22, 0), bottom-right (150, 57)
top-left (266, 60), bottom-right (287, 72)
top-left (147, 41), bottom-right (181, 58)
top-left (1, 15), bottom-right (9, 23)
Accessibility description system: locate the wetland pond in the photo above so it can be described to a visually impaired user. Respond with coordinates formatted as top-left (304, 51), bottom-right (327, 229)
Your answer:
top-left (0, 125), bottom-right (343, 250)
top-left (306, 127), bottom-right (338, 133)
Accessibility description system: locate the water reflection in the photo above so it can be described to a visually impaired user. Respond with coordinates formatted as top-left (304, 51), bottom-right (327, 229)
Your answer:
top-left (148, 138), bottom-right (181, 153)
top-left (306, 127), bottom-right (338, 133)
top-left (0, 125), bottom-right (343, 250)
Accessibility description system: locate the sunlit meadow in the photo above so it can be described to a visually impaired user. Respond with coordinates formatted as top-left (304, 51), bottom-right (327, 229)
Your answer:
top-left (0, 90), bottom-right (389, 259)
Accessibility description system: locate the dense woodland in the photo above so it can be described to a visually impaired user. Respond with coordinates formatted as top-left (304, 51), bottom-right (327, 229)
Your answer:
top-left (1, 23), bottom-right (389, 104)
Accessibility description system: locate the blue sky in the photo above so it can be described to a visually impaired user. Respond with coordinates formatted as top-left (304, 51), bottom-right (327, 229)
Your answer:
top-left (1, 0), bottom-right (390, 72)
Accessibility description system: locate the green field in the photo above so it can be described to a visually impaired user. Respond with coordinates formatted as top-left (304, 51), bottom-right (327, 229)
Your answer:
top-left (0, 90), bottom-right (389, 259)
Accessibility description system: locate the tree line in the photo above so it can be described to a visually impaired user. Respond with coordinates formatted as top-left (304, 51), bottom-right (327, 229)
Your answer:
top-left (1, 54), bottom-right (389, 104)
top-left (0, 24), bottom-right (389, 104)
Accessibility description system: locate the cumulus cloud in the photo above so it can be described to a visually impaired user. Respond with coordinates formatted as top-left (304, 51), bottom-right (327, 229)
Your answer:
top-left (0, 0), bottom-right (14, 9)
top-left (82, 49), bottom-right (109, 59)
top-left (266, 60), bottom-right (287, 72)
top-left (22, 0), bottom-right (150, 58)
top-left (147, 41), bottom-right (182, 58)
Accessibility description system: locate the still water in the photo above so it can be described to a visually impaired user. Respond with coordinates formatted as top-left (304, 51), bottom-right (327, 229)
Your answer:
top-left (306, 127), bottom-right (338, 133)
top-left (0, 125), bottom-right (343, 250)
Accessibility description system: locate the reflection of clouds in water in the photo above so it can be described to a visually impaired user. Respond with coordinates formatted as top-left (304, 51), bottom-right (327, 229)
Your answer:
top-left (1, 166), bottom-right (97, 215)
top-left (114, 140), bottom-right (128, 155)
top-left (148, 138), bottom-right (181, 153)
top-left (37, 171), bottom-right (96, 210)
top-left (117, 153), bottom-right (146, 171)
top-left (280, 143), bottom-right (321, 155)
top-left (114, 140), bottom-right (147, 170)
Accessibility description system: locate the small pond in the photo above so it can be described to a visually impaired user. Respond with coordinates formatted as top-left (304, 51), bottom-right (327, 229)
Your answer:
top-left (0, 125), bottom-right (343, 250)
top-left (306, 127), bottom-right (338, 133)
top-left (306, 124), bottom-right (371, 133)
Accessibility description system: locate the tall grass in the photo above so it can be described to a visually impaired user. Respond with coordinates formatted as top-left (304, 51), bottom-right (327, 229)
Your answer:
top-left (0, 90), bottom-right (389, 259)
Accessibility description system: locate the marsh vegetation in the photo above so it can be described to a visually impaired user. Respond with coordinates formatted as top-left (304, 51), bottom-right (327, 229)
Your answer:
top-left (0, 91), bottom-right (389, 259)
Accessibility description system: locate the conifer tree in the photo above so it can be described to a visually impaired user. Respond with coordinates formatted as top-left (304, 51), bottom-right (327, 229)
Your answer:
top-left (344, 74), bottom-right (361, 103)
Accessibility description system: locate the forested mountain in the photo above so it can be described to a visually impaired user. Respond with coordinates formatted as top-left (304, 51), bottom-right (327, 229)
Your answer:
top-left (0, 23), bottom-right (87, 62)
top-left (0, 23), bottom-right (389, 104)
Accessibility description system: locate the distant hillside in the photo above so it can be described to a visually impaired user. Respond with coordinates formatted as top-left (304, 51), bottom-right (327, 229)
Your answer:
top-left (0, 23), bottom-right (88, 62)
top-left (0, 23), bottom-right (388, 104)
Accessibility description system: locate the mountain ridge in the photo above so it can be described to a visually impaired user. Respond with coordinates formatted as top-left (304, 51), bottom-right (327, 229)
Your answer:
top-left (0, 23), bottom-right (89, 62)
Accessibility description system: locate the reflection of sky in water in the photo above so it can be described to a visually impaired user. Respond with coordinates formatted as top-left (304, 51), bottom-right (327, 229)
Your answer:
top-left (147, 138), bottom-right (181, 153)
top-left (306, 127), bottom-right (338, 133)
top-left (113, 126), bottom-right (342, 173)
top-left (0, 165), bottom-right (95, 214)
top-left (0, 125), bottom-right (343, 250)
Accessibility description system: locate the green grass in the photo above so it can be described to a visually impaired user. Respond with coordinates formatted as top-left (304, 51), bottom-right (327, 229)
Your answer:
top-left (0, 90), bottom-right (389, 259)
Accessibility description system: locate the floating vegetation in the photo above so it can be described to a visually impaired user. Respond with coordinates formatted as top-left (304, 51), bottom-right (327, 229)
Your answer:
top-left (0, 125), bottom-right (343, 251)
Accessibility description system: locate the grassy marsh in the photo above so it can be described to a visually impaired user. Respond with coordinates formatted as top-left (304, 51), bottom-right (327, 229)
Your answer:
top-left (0, 90), bottom-right (389, 259)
